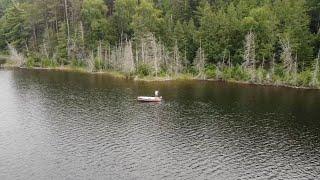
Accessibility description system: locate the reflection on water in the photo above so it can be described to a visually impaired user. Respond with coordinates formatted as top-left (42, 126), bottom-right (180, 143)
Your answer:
top-left (0, 68), bottom-right (320, 179)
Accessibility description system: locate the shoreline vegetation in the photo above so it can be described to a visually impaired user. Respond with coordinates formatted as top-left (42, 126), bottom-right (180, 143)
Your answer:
top-left (2, 60), bottom-right (320, 90)
top-left (0, 0), bottom-right (320, 90)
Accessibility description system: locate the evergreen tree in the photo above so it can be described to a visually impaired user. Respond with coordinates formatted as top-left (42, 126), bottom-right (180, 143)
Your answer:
top-left (131, 0), bottom-right (163, 39)
top-left (113, 0), bottom-right (137, 40)
top-left (81, 0), bottom-right (114, 48)
top-left (1, 3), bottom-right (32, 51)
top-left (274, 0), bottom-right (313, 67)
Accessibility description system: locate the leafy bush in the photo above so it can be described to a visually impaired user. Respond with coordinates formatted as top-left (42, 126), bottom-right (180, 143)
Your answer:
top-left (41, 58), bottom-right (58, 68)
top-left (26, 57), bottom-right (35, 67)
top-left (71, 59), bottom-right (85, 67)
top-left (231, 66), bottom-right (250, 81)
top-left (205, 64), bottom-right (216, 79)
top-left (221, 67), bottom-right (232, 80)
top-left (297, 69), bottom-right (313, 87)
top-left (158, 69), bottom-right (167, 77)
top-left (274, 65), bottom-right (285, 78)
top-left (220, 66), bottom-right (250, 81)
top-left (255, 68), bottom-right (268, 83)
top-left (136, 64), bottom-right (151, 76)
top-left (94, 58), bottom-right (104, 71)
top-left (186, 66), bottom-right (197, 76)
top-left (26, 53), bottom-right (41, 67)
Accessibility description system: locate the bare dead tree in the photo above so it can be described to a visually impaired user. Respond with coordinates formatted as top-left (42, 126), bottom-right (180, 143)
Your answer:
top-left (194, 42), bottom-right (206, 79)
top-left (171, 41), bottom-right (183, 75)
top-left (292, 61), bottom-right (298, 85)
top-left (228, 51), bottom-right (231, 68)
top-left (64, 0), bottom-right (70, 58)
top-left (271, 53), bottom-right (275, 75)
top-left (41, 40), bottom-right (49, 59)
top-left (242, 31), bottom-right (257, 81)
top-left (87, 51), bottom-right (95, 72)
top-left (280, 38), bottom-right (294, 74)
top-left (152, 37), bottom-right (159, 76)
top-left (95, 41), bottom-right (103, 71)
top-left (79, 21), bottom-right (84, 43)
top-left (122, 40), bottom-right (135, 74)
top-left (7, 43), bottom-right (25, 67)
top-left (310, 50), bottom-right (320, 87)
top-left (243, 30), bottom-right (256, 69)
top-left (136, 33), bottom-right (166, 76)
top-left (266, 53), bottom-right (276, 82)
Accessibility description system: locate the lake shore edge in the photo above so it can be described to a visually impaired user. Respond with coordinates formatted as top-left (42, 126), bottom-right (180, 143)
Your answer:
top-left (2, 64), bottom-right (319, 91)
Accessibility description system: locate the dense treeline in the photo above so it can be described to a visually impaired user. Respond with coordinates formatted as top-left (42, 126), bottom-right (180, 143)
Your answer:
top-left (0, 0), bottom-right (320, 87)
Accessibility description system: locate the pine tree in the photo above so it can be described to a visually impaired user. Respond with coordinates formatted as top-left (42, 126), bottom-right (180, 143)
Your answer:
top-left (131, 0), bottom-right (163, 39)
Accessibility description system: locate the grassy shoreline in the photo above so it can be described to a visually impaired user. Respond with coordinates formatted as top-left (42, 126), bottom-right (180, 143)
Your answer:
top-left (2, 63), bottom-right (319, 90)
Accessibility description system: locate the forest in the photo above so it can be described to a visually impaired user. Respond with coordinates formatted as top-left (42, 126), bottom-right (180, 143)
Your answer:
top-left (0, 0), bottom-right (320, 87)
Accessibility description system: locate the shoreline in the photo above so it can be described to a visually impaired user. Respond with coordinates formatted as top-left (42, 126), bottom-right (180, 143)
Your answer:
top-left (2, 64), bottom-right (319, 91)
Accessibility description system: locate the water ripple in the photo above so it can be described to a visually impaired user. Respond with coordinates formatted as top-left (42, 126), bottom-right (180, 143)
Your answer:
top-left (1, 69), bottom-right (320, 179)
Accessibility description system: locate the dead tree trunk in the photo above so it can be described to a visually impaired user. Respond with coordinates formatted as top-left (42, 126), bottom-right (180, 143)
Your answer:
top-left (243, 30), bottom-right (255, 69)
top-left (310, 50), bottom-right (320, 87)
top-left (64, 0), bottom-right (70, 58)
top-left (194, 42), bottom-right (206, 79)
top-left (280, 38), bottom-right (294, 74)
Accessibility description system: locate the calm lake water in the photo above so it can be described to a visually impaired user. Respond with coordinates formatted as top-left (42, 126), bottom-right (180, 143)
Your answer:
top-left (1, 68), bottom-right (320, 179)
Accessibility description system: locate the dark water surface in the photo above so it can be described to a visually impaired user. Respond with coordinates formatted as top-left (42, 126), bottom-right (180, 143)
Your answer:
top-left (1, 68), bottom-right (320, 179)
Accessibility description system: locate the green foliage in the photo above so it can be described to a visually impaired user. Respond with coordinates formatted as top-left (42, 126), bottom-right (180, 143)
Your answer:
top-left (136, 64), bottom-right (151, 76)
top-left (221, 65), bottom-right (251, 81)
top-left (243, 5), bottom-right (278, 63)
top-left (81, 0), bottom-right (114, 47)
top-left (42, 58), bottom-right (55, 68)
top-left (131, 0), bottom-right (163, 38)
top-left (198, 2), bottom-right (243, 63)
top-left (170, 0), bottom-right (192, 22)
top-left (0, 3), bottom-right (32, 50)
top-left (174, 19), bottom-right (198, 64)
top-left (71, 58), bottom-right (84, 67)
top-left (274, 64), bottom-right (285, 78)
top-left (94, 57), bottom-right (104, 70)
top-left (205, 64), bottom-right (217, 79)
top-left (274, 0), bottom-right (313, 64)
top-left (0, 0), bottom-right (319, 88)
top-left (297, 69), bottom-right (313, 87)
top-left (26, 53), bottom-right (41, 67)
top-left (113, 0), bottom-right (137, 39)
top-left (56, 23), bottom-right (68, 65)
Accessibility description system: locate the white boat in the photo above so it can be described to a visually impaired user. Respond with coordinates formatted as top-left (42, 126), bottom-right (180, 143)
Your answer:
top-left (137, 96), bottom-right (162, 102)
top-left (137, 91), bottom-right (162, 102)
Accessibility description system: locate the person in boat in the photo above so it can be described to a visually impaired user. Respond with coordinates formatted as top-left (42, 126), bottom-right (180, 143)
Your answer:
top-left (155, 91), bottom-right (162, 100)
top-left (137, 91), bottom-right (162, 102)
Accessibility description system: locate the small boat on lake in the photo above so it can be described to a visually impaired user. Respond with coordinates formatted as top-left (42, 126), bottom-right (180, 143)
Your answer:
top-left (137, 91), bottom-right (162, 102)
top-left (137, 96), bottom-right (162, 102)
